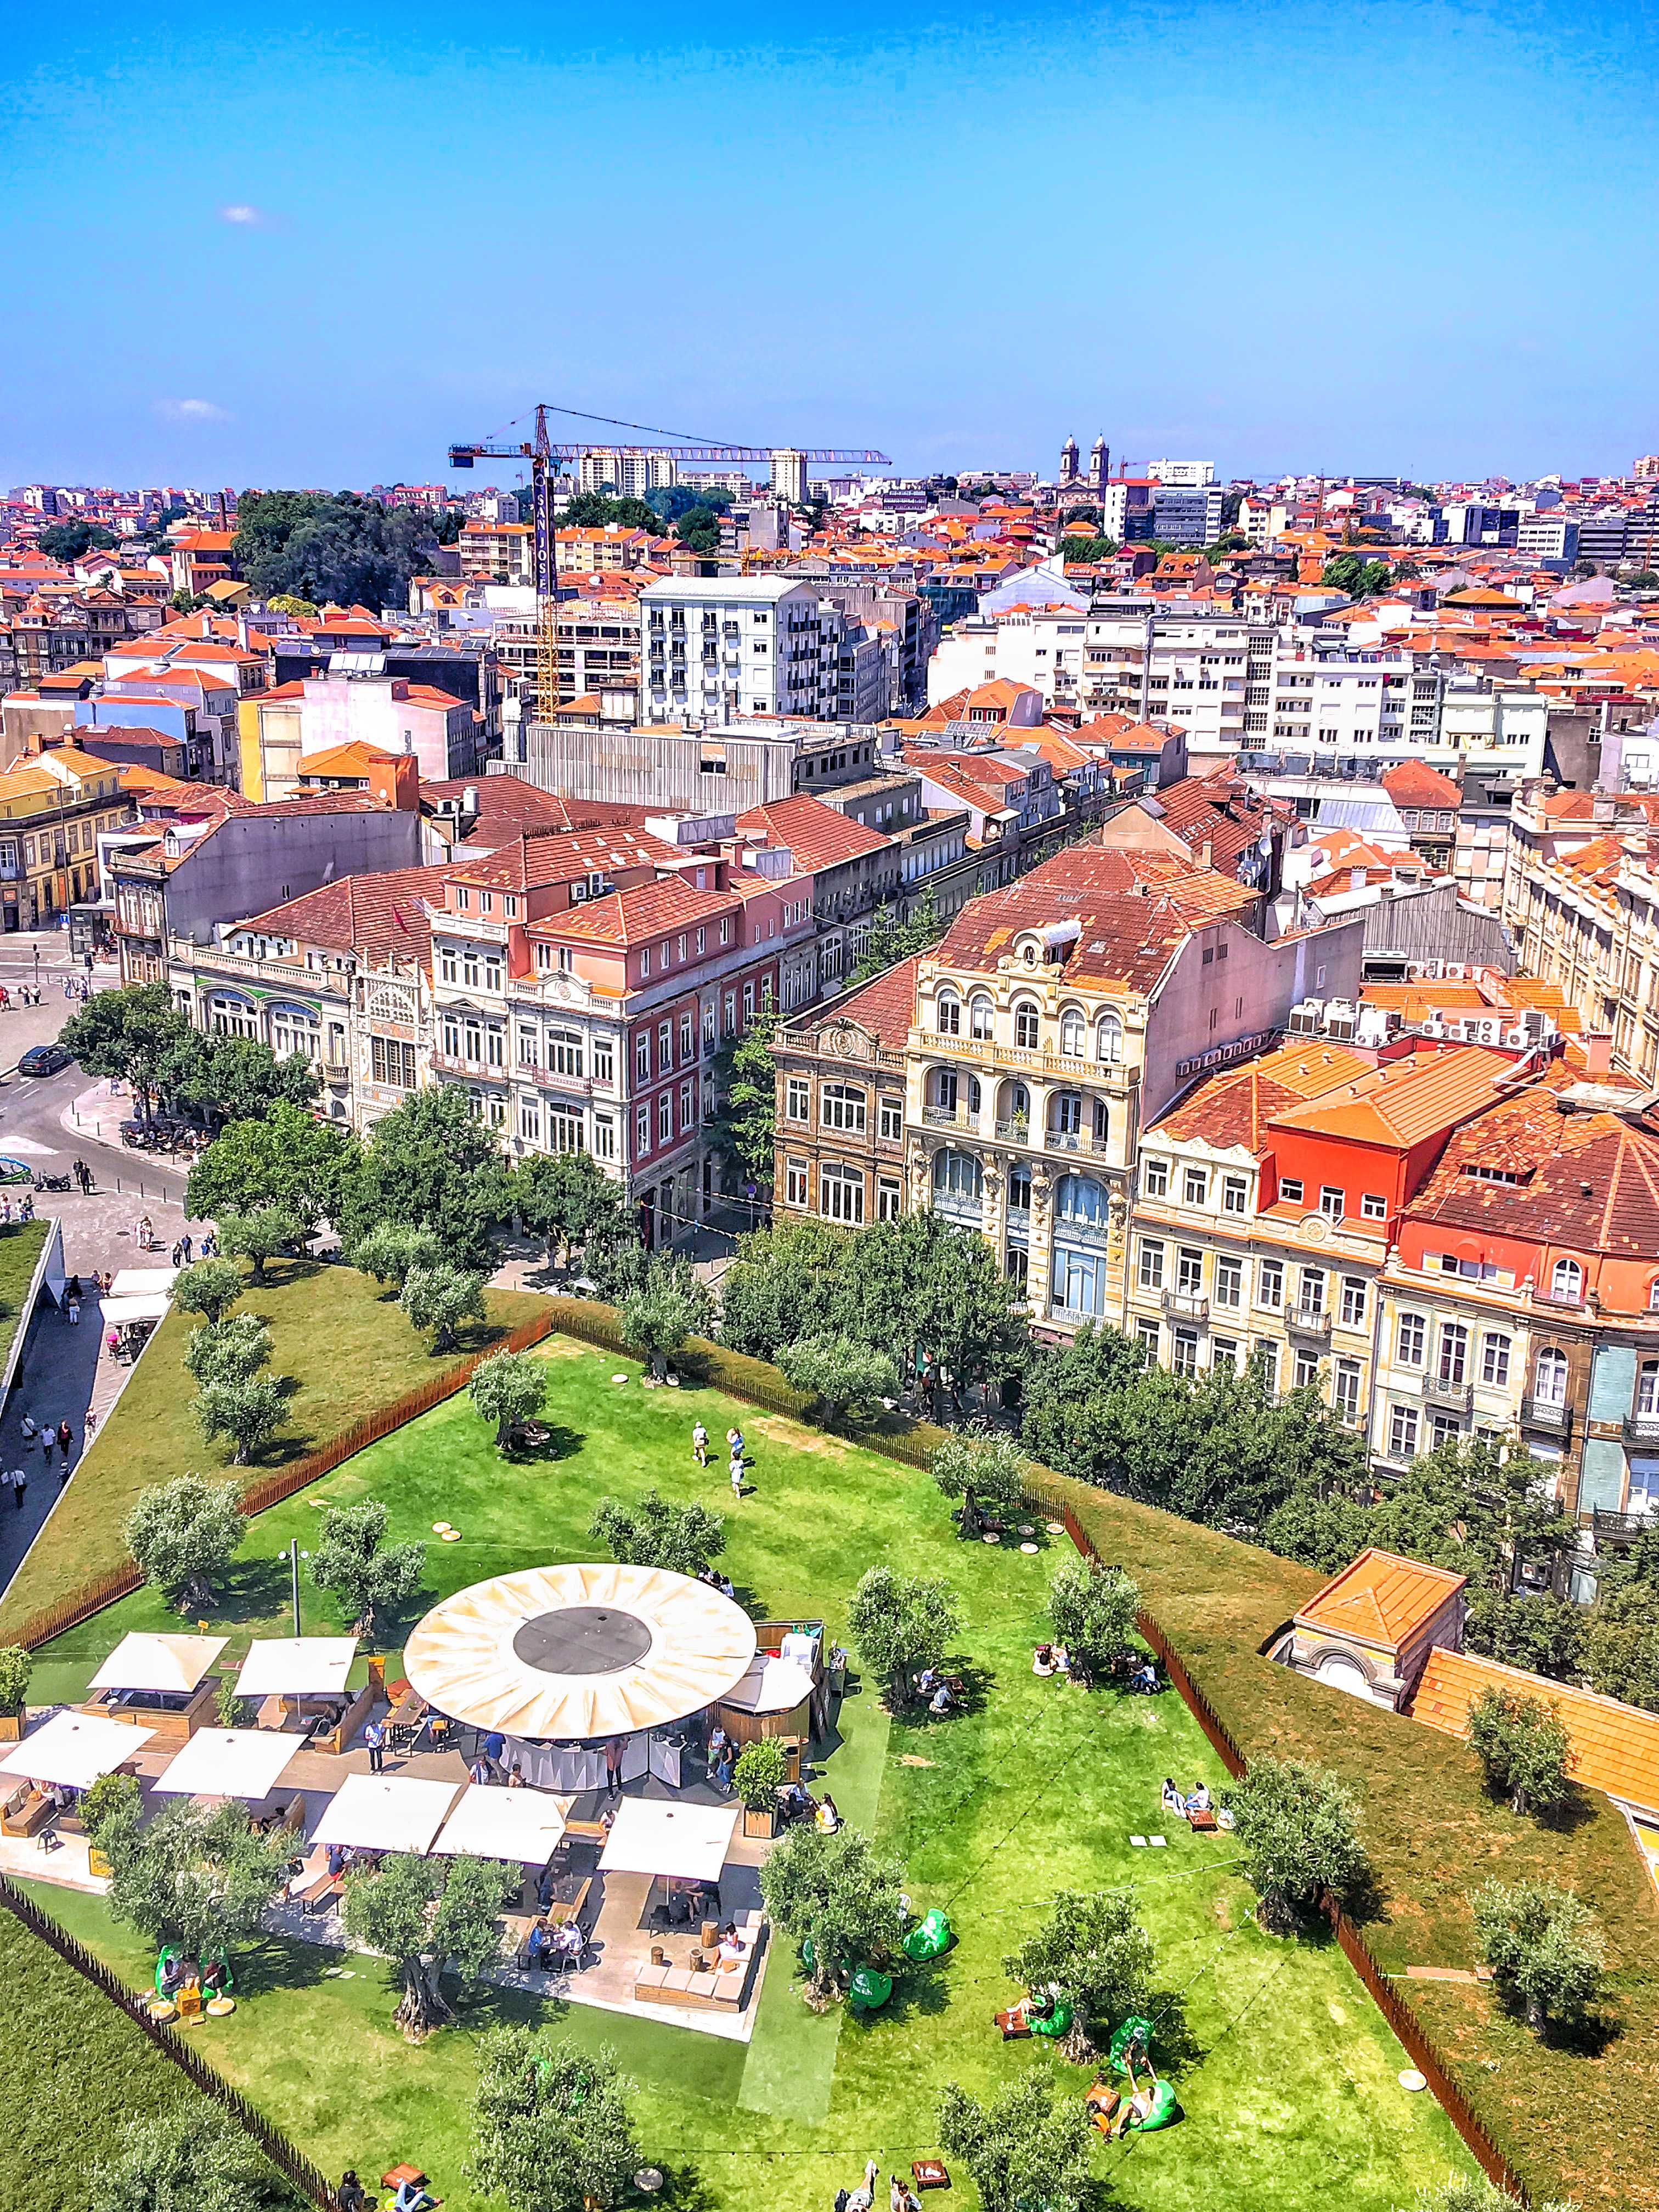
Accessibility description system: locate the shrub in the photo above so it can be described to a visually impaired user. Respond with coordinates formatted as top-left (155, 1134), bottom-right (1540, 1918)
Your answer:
top-left (733, 1737), bottom-right (788, 1812)
top-left (0, 1644), bottom-right (31, 1713)
top-left (1222, 1756), bottom-right (1365, 1931)
top-left (1466, 1684), bottom-right (1575, 1816)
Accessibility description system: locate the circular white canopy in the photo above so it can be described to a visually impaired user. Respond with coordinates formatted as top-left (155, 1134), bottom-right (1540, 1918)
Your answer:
top-left (404, 1562), bottom-right (757, 1742)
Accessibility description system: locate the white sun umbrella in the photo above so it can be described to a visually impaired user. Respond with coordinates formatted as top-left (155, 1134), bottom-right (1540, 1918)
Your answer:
top-left (153, 1728), bottom-right (304, 1802)
top-left (89, 1632), bottom-right (227, 1695)
top-left (234, 1638), bottom-right (358, 1699)
top-left (0, 1711), bottom-right (155, 1790)
top-left (312, 1773), bottom-right (460, 1856)
top-left (599, 1797), bottom-right (740, 1886)
top-left (431, 1784), bottom-right (568, 1864)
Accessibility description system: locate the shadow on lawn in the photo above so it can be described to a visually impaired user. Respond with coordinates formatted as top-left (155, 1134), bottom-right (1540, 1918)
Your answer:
top-left (204, 1551), bottom-right (292, 1626)
top-left (853, 1946), bottom-right (954, 2028)
top-left (500, 1423), bottom-right (584, 1467)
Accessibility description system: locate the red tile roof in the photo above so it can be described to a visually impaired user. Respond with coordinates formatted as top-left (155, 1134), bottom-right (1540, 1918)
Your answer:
top-left (1267, 1045), bottom-right (1514, 1148)
top-left (1296, 1548), bottom-right (1467, 1652)
top-left (539, 876), bottom-right (739, 948)
top-left (238, 865), bottom-right (453, 969)
top-left (449, 825), bottom-right (679, 893)
top-left (1381, 759), bottom-right (1462, 809)
top-left (811, 955), bottom-right (921, 1046)
top-left (736, 794), bottom-right (889, 870)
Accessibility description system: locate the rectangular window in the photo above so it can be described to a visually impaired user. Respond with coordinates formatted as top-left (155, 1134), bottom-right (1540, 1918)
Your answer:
top-left (786, 1158), bottom-right (809, 1206)
top-left (635, 1103), bottom-right (650, 1155)
top-left (680, 1011), bottom-right (694, 1062)
top-left (1319, 1186), bottom-right (1344, 1221)
top-left (658, 1092), bottom-right (673, 1142)
top-left (440, 951), bottom-right (457, 984)
top-left (592, 1037), bottom-right (614, 1086)
top-left (1397, 1311), bottom-right (1426, 1366)
top-left (821, 1085), bottom-right (866, 1133)
top-left (821, 1165), bottom-right (865, 1224)
top-left (486, 1027), bottom-right (504, 1068)
top-left (1294, 1347), bottom-right (1322, 1391)
top-left (658, 1020), bottom-right (673, 1073)
top-left (1211, 1335), bottom-right (1240, 1374)
top-left (724, 990), bottom-right (737, 1036)
top-left (592, 1113), bottom-right (614, 1160)
top-left (640, 945), bottom-right (650, 978)
top-left (1138, 1238), bottom-right (1165, 1290)
top-left (1481, 1331), bottom-right (1511, 1387)
top-left (1438, 1322), bottom-right (1469, 1386)
top-left (1136, 1318), bottom-right (1161, 1360)
top-left (1362, 1193), bottom-right (1387, 1220)
top-left (1142, 1158), bottom-right (1169, 1198)
top-left (1172, 1329), bottom-right (1199, 1377)
top-left (1334, 1359), bottom-right (1362, 1422)
top-left (1389, 1403), bottom-right (1420, 1459)
top-left (787, 1078), bottom-right (809, 1122)
top-left (517, 1025), bottom-right (539, 1068)
top-left (1251, 1339), bottom-right (1279, 1390)
top-left (1298, 1267), bottom-right (1325, 1314)
top-left (1430, 1410), bottom-right (1463, 1447)
top-left (635, 1031), bottom-right (650, 1081)
top-left (877, 1176), bottom-right (902, 1221)
top-left (1222, 1175), bottom-right (1248, 1215)
top-left (1177, 1246), bottom-right (1204, 1294)
top-left (680, 1080), bottom-right (693, 1131)
top-left (1258, 1259), bottom-right (1284, 1310)
top-left (1279, 1178), bottom-right (1304, 1205)
top-left (518, 1099), bottom-right (541, 1143)
top-left (1215, 1255), bottom-right (1243, 1308)
top-left (743, 980), bottom-right (755, 1022)
top-left (879, 1097), bottom-right (904, 1142)
top-left (1183, 1166), bottom-right (1207, 1205)
top-left (1340, 1277), bottom-right (1367, 1328)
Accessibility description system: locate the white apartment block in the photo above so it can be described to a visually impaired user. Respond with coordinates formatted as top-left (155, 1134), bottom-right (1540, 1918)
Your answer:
top-left (1142, 459), bottom-right (1217, 487)
top-left (1436, 678), bottom-right (1548, 781)
top-left (1256, 646), bottom-right (1438, 756)
top-left (578, 449), bottom-right (678, 497)
top-left (927, 606), bottom-right (1088, 711)
top-left (641, 576), bottom-right (833, 724)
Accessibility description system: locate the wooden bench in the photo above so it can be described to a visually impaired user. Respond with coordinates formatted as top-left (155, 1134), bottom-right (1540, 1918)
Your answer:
top-left (1, 1784), bottom-right (54, 1838)
top-left (634, 1911), bottom-right (761, 2011)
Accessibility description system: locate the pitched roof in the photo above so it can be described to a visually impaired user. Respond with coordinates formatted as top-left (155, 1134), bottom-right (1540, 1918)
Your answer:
top-left (735, 794), bottom-right (889, 869)
top-left (1383, 759), bottom-right (1463, 808)
top-left (1410, 1646), bottom-right (1659, 1819)
top-left (933, 875), bottom-right (1195, 996)
top-left (538, 875), bottom-right (739, 948)
top-left (238, 865), bottom-right (453, 969)
top-left (1267, 1045), bottom-right (1514, 1149)
top-left (812, 954), bottom-right (921, 1046)
top-left (1295, 1547), bottom-right (1467, 1653)
top-left (449, 825), bottom-right (679, 893)
top-left (1154, 1039), bottom-right (1374, 1149)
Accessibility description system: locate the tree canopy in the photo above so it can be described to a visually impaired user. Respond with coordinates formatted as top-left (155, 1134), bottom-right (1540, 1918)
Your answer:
top-left (514, 1151), bottom-right (627, 1269)
top-left (620, 1262), bottom-right (712, 1374)
top-left (233, 490), bottom-right (450, 609)
top-left (931, 1422), bottom-right (1027, 1528)
top-left (1469, 1876), bottom-right (1605, 2034)
top-left (37, 518), bottom-right (119, 562)
top-left (757, 1823), bottom-right (906, 2002)
top-left (309, 1499), bottom-right (425, 1636)
top-left (776, 1333), bottom-right (898, 1429)
top-left (1223, 1756), bottom-right (1365, 1930)
top-left (471, 2027), bottom-right (643, 2212)
top-left (589, 1488), bottom-right (725, 1580)
top-left (468, 1348), bottom-right (549, 1451)
top-left (1321, 551), bottom-right (1395, 599)
top-left (339, 1085), bottom-right (510, 1270)
top-left (845, 1565), bottom-right (960, 1706)
top-left (125, 1476), bottom-right (246, 1611)
top-left (104, 1798), bottom-right (292, 1960)
top-left (400, 1261), bottom-right (487, 1351)
top-left (1047, 1556), bottom-right (1140, 1684)
top-left (344, 1850), bottom-right (517, 2038)
top-left (91, 2102), bottom-right (301, 2212)
top-left (1002, 1888), bottom-right (1155, 2056)
top-left (709, 990), bottom-right (780, 1186)
top-left (1466, 1685), bottom-right (1575, 1817)
top-left (937, 2072), bottom-right (1094, 2212)
top-left (848, 892), bottom-right (943, 987)
top-left (186, 1102), bottom-right (357, 1231)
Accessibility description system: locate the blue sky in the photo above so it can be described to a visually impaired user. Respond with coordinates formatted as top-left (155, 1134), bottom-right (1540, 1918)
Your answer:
top-left (4, 2), bottom-right (1657, 489)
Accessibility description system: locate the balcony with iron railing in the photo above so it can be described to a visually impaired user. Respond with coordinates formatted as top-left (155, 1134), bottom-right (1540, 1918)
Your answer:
top-left (1286, 1305), bottom-right (1332, 1340)
top-left (1625, 1409), bottom-right (1659, 1445)
top-left (1423, 1377), bottom-right (1475, 1415)
top-left (1521, 1393), bottom-right (1572, 1434)
top-left (922, 1104), bottom-right (980, 1132)
top-left (1161, 1289), bottom-right (1209, 1322)
top-left (1043, 1126), bottom-right (1111, 1157)
top-left (1592, 1508), bottom-right (1651, 1543)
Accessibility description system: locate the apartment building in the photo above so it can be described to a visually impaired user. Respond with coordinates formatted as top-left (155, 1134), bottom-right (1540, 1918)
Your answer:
top-left (1502, 791), bottom-right (1659, 1082)
top-left (1082, 606), bottom-right (1269, 758)
top-left (554, 600), bottom-right (642, 712)
top-left (1261, 646), bottom-right (1438, 756)
top-left (771, 957), bottom-right (918, 1232)
top-left (1126, 1041), bottom-right (1515, 1421)
top-left (429, 828), bottom-right (815, 1244)
top-left (459, 521), bottom-right (533, 587)
top-left (640, 576), bottom-right (832, 724)
top-left (770, 843), bottom-right (1363, 1331)
top-left (0, 747), bottom-right (133, 928)
top-left (1374, 1074), bottom-right (1659, 1534)
top-left (1150, 483), bottom-right (1225, 548)
top-left (928, 606), bottom-right (1091, 712)
top-left (239, 672), bottom-right (479, 797)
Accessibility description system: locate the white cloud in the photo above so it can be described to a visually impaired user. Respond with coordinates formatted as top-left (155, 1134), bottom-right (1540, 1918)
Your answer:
top-left (155, 398), bottom-right (232, 424)
top-left (218, 202), bottom-right (267, 225)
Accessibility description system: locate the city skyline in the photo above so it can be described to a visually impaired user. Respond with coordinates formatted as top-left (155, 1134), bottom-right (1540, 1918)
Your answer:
top-left (5, 1), bottom-right (1658, 488)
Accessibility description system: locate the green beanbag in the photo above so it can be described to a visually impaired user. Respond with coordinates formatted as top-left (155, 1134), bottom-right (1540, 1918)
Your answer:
top-left (849, 1966), bottom-right (893, 2008)
top-left (1109, 2014), bottom-right (1154, 2071)
top-left (1128, 2078), bottom-right (1178, 2131)
top-left (901, 1908), bottom-right (952, 1961)
top-left (1029, 1999), bottom-right (1073, 2037)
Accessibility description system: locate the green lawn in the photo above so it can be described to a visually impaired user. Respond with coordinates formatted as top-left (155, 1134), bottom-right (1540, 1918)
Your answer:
top-left (31, 1341), bottom-right (1472, 2212)
top-left (0, 1215), bottom-right (49, 1379)
top-left (0, 1256), bottom-right (544, 1643)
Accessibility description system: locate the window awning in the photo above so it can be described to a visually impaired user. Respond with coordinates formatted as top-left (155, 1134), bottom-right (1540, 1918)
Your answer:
top-left (153, 1728), bottom-right (304, 1801)
top-left (312, 1774), bottom-right (460, 1856)
top-left (431, 1784), bottom-right (568, 1863)
top-left (234, 1638), bottom-right (358, 1698)
top-left (599, 1797), bottom-right (739, 1883)
top-left (0, 1711), bottom-right (156, 1790)
top-left (89, 1632), bottom-right (227, 1695)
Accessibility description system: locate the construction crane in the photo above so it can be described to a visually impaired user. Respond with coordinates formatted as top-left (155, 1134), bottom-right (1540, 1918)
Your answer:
top-left (447, 403), bottom-right (891, 720)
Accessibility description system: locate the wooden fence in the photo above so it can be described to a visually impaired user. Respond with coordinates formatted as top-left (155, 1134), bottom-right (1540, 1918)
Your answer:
top-left (0, 1875), bottom-right (338, 2208)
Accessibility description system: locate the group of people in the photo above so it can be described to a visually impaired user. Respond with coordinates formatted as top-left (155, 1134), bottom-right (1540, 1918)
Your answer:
top-left (1161, 1778), bottom-right (1212, 1817)
top-left (916, 1667), bottom-right (956, 1716)
top-left (338, 2175), bottom-right (433, 2212)
top-left (1031, 1641), bottom-right (1071, 1677)
top-left (156, 1951), bottom-right (229, 2000)
top-left (170, 1231), bottom-right (213, 1267)
top-left (3, 1413), bottom-right (77, 1505)
top-left (524, 1915), bottom-right (585, 1971)
top-left (692, 1420), bottom-right (751, 1499)
top-left (0, 1191), bottom-right (35, 1227)
top-left (836, 2161), bottom-right (922, 2212)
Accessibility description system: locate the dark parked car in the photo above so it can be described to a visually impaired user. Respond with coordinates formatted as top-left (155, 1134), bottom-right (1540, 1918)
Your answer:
top-left (17, 1043), bottom-right (71, 1077)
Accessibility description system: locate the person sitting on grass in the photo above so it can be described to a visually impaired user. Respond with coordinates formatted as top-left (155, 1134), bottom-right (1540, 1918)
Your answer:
top-left (1160, 1776), bottom-right (1182, 1813)
top-left (391, 2182), bottom-right (435, 2212)
top-left (337, 2172), bottom-right (370, 2212)
top-left (1184, 1780), bottom-right (1211, 1815)
top-left (1032, 1643), bottom-right (1056, 1677)
top-left (1131, 1660), bottom-right (1159, 1694)
top-left (929, 1679), bottom-right (955, 1716)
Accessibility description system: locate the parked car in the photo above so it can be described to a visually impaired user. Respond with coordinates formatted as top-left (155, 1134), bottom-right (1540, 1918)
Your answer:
top-left (17, 1044), bottom-right (70, 1077)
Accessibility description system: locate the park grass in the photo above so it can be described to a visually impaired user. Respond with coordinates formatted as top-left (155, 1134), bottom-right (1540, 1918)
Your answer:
top-left (0, 1214), bottom-right (49, 1376)
top-left (0, 1257), bottom-right (544, 1641)
top-left (0, 1902), bottom-right (201, 2212)
top-left (30, 1340), bottom-right (1472, 2212)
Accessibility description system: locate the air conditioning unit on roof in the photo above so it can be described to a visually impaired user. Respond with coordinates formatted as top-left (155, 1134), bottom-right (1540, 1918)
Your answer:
top-left (1288, 998), bottom-right (1323, 1035)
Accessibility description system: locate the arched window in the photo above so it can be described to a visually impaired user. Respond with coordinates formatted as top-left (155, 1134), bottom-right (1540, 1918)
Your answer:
top-left (1648, 1278), bottom-right (1659, 1312)
top-left (936, 990), bottom-right (961, 1036)
top-left (1639, 1361), bottom-right (1659, 1419)
top-left (932, 1149), bottom-right (983, 1201)
top-left (1551, 1257), bottom-right (1583, 1304)
top-left (1059, 1007), bottom-right (1085, 1058)
top-left (1097, 1010), bottom-right (1124, 1065)
top-left (1014, 999), bottom-right (1039, 1051)
top-left (969, 993), bottom-right (994, 1041)
top-left (1533, 1346), bottom-right (1568, 1407)
top-left (1056, 1174), bottom-right (1109, 1226)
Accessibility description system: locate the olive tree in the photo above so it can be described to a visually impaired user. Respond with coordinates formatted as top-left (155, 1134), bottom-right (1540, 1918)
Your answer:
top-left (589, 1489), bottom-right (725, 1581)
top-left (184, 1313), bottom-right (273, 1391)
top-left (1469, 1876), bottom-right (1605, 2034)
top-left (308, 1499), bottom-right (425, 1638)
top-left (845, 1566), bottom-right (961, 1709)
top-left (471, 2027), bottom-right (642, 2212)
top-left (930, 1421), bottom-right (1027, 1534)
top-left (104, 1798), bottom-right (294, 1962)
top-left (349, 1221), bottom-right (443, 1292)
top-left (1466, 1685), bottom-right (1575, 1818)
top-left (620, 1264), bottom-right (712, 1379)
top-left (777, 1334), bottom-right (899, 1430)
top-left (343, 1852), bottom-right (518, 2040)
top-left (1002, 1888), bottom-right (1155, 2060)
top-left (194, 1374), bottom-right (285, 1464)
top-left (91, 2102), bottom-right (301, 2212)
top-left (125, 1475), bottom-right (246, 1611)
top-left (171, 1257), bottom-right (244, 1327)
top-left (400, 1261), bottom-right (487, 1352)
top-left (1048, 1556), bottom-right (1140, 1684)
top-left (937, 2073), bottom-right (1093, 2212)
top-left (467, 1347), bottom-right (549, 1452)
top-left (1222, 1756), bottom-right (1365, 1932)
top-left (758, 1823), bottom-right (905, 2005)
top-left (216, 1206), bottom-right (306, 1285)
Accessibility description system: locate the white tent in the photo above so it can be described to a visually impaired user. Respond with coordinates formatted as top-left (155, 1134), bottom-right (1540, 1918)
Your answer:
top-left (312, 1774), bottom-right (460, 1856)
top-left (90, 1633), bottom-right (227, 1695)
top-left (720, 1657), bottom-right (814, 1716)
top-left (235, 1638), bottom-right (358, 1699)
top-left (599, 1797), bottom-right (740, 1884)
top-left (432, 1785), bottom-right (568, 1863)
top-left (109, 1267), bottom-right (179, 1300)
top-left (153, 1728), bottom-right (304, 1801)
top-left (100, 1294), bottom-right (174, 1327)
top-left (0, 1711), bottom-right (155, 1790)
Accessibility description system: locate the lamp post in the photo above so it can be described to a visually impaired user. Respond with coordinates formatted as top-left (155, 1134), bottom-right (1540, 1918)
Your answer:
top-left (285, 1538), bottom-right (308, 1637)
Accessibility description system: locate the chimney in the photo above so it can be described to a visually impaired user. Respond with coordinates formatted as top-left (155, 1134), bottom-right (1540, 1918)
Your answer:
top-left (1582, 1030), bottom-right (1612, 1077)
top-left (1200, 836), bottom-right (1214, 870)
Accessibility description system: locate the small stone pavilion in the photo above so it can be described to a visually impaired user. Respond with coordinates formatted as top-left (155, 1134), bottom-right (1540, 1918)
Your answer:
top-left (1274, 1546), bottom-right (1467, 1710)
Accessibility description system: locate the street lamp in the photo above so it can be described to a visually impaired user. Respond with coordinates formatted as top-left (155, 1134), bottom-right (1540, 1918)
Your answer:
top-left (283, 1538), bottom-right (309, 1636)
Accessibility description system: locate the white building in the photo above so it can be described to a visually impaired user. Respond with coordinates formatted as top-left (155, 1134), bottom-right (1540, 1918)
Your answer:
top-left (1262, 646), bottom-right (1438, 757)
top-left (1143, 459), bottom-right (1217, 488)
top-left (770, 449), bottom-right (809, 506)
top-left (640, 575), bottom-right (832, 724)
top-left (578, 449), bottom-right (678, 498)
top-left (926, 605), bottom-right (1090, 711)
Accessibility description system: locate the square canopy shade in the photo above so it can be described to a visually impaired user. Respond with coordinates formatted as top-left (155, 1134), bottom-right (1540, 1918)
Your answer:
top-left (599, 1797), bottom-right (740, 1884)
top-left (110, 1268), bottom-right (179, 1300)
top-left (721, 1657), bottom-right (815, 1716)
top-left (235, 1638), bottom-right (358, 1699)
top-left (312, 1773), bottom-right (460, 1857)
top-left (0, 1711), bottom-right (156, 1790)
top-left (432, 1784), bottom-right (568, 1864)
top-left (89, 1632), bottom-right (228, 1696)
top-left (153, 1728), bottom-right (304, 1802)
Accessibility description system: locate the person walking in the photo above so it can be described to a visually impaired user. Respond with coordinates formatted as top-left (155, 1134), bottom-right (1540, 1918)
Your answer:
top-left (66, 1292), bottom-right (80, 1326)
top-left (729, 1452), bottom-right (744, 1500)
top-left (363, 1717), bottom-right (385, 1774)
top-left (55, 1420), bottom-right (72, 1475)
top-left (604, 1736), bottom-right (625, 1795)
top-left (1, 1466), bottom-right (21, 1513)
top-left (180, 1233), bottom-right (193, 1265)
top-left (692, 1420), bottom-right (708, 1467)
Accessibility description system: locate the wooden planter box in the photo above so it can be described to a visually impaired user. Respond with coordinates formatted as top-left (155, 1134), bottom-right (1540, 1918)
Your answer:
top-left (0, 1709), bottom-right (23, 1744)
top-left (742, 1804), bottom-right (777, 1839)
